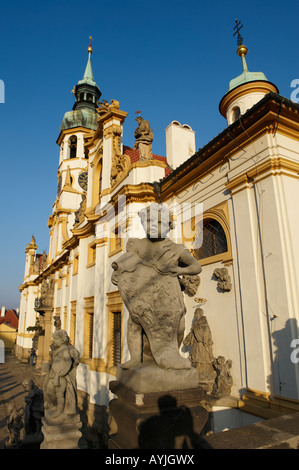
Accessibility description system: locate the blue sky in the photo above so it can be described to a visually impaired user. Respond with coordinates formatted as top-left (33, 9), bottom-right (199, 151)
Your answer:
top-left (1, 0), bottom-right (299, 309)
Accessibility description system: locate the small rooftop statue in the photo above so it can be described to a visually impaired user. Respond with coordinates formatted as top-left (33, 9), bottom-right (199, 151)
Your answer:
top-left (112, 203), bottom-right (202, 371)
top-left (134, 116), bottom-right (154, 161)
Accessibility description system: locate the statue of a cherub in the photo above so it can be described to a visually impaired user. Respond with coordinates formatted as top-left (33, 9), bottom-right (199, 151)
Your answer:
top-left (112, 203), bottom-right (202, 371)
top-left (43, 329), bottom-right (80, 420)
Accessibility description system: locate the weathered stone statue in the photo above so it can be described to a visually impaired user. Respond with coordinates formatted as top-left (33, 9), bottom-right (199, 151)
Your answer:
top-left (41, 329), bottom-right (82, 449)
top-left (74, 193), bottom-right (87, 225)
top-left (180, 274), bottom-right (201, 296)
top-left (5, 404), bottom-right (24, 449)
top-left (53, 316), bottom-right (61, 330)
top-left (183, 308), bottom-right (216, 391)
top-left (213, 356), bottom-right (233, 398)
top-left (112, 203), bottom-right (202, 371)
top-left (21, 378), bottom-right (44, 436)
top-left (43, 329), bottom-right (80, 419)
top-left (134, 116), bottom-right (154, 160)
top-left (213, 267), bottom-right (232, 292)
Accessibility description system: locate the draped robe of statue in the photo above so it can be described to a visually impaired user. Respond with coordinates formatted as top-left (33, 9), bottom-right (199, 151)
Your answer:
top-left (112, 203), bottom-right (202, 370)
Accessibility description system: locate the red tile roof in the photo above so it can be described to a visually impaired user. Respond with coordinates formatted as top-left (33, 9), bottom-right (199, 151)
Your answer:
top-left (0, 309), bottom-right (19, 330)
top-left (123, 146), bottom-right (172, 178)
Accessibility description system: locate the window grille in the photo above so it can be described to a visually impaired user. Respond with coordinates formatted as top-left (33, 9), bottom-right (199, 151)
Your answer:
top-left (192, 218), bottom-right (228, 260)
top-left (87, 313), bottom-right (94, 359)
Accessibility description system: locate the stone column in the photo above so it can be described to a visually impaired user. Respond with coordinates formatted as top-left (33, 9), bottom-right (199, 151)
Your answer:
top-left (36, 309), bottom-right (53, 368)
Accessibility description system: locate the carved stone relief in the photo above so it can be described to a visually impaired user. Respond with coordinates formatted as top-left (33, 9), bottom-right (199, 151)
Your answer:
top-left (213, 267), bottom-right (232, 292)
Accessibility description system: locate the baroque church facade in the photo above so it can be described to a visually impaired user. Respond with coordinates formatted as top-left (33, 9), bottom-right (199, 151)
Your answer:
top-left (16, 38), bottom-right (299, 433)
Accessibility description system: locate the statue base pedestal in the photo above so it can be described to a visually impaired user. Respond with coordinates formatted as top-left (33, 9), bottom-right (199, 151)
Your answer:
top-left (40, 413), bottom-right (82, 449)
top-left (108, 380), bottom-right (210, 449)
top-left (116, 357), bottom-right (199, 393)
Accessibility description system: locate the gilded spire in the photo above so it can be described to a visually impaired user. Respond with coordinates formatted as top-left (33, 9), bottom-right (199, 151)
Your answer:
top-left (237, 44), bottom-right (248, 73)
top-left (83, 37), bottom-right (94, 83)
top-left (233, 19), bottom-right (248, 72)
top-left (88, 36), bottom-right (93, 54)
top-left (226, 19), bottom-right (269, 93)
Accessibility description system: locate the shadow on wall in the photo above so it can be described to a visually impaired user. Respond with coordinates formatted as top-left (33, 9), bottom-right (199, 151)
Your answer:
top-left (137, 394), bottom-right (211, 449)
top-left (267, 317), bottom-right (299, 399)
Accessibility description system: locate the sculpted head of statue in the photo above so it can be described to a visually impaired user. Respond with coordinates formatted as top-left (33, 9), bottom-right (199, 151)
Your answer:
top-left (138, 203), bottom-right (174, 240)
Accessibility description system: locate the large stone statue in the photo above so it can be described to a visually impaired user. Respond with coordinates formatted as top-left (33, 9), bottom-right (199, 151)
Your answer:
top-left (43, 329), bottom-right (80, 419)
top-left (134, 116), bottom-right (154, 161)
top-left (111, 203), bottom-right (202, 371)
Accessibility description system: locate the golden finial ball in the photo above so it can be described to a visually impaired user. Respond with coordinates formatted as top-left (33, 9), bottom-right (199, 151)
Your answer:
top-left (237, 44), bottom-right (248, 57)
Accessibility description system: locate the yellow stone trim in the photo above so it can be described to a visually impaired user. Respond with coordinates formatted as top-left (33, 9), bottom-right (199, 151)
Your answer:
top-left (161, 104), bottom-right (294, 200)
top-left (80, 357), bottom-right (106, 371)
top-left (83, 296), bottom-right (94, 361)
top-left (225, 157), bottom-right (299, 195)
top-left (182, 201), bottom-right (232, 266)
top-left (98, 107), bottom-right (128, 127)
top-left (219, 81), bottom-right (278, 118)
top-left (92, 158), bottom-right (103, 207)
top-left (73, 253), bottom-right (79, 276)
top-left (55, 307), bottom-right (61, 317)
top-left (63, 306), bottom-right (67, 330)
top-left (19, 281), bottom-right (37, 292)
top-left (86, 241), bottom-right (96, 268)
top-left (17, 332), bottom-right (35, 339)
top-left (56, 126), bottom-right (95, 146)
top-left (109, 223), bottom-right (123, 258)
top-left (71, 221), bottom-right (95, 239)
top-left (238, 388), bottom-right (299, 419)
top-left (111, 183), bottom-right (157, 205)
top-left (69, 301), bottom-right (77, 345)
top-left (131, 159), bottom-right (167, 170)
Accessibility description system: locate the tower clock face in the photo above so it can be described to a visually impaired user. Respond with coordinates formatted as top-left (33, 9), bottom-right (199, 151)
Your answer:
top-left (78, 171), bottom-right (88, 191)
top-left (57, 175), bottom-right (62, 196)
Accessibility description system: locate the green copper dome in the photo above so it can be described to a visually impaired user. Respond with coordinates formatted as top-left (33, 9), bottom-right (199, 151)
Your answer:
top-left (60, 108), bottom-right (98, 131)
top-left (60, 43), bottom-right (101, 132)
top-left (228, 70), bottom-right (268, 92)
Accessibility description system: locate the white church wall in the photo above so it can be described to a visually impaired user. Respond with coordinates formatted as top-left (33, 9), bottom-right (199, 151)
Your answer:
top-left (210, 406), bottom-right (264, 434)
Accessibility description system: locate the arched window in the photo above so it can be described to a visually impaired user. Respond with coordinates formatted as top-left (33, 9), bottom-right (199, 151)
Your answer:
top-left (80, 93), bottom-right (84, 101)
top-left (69, 136), bottom-right (77, 158)
top-left (86, 93), bottom-right (93, 102)
top-left (192, 218), bottom-right (228, 261)
top-left (232, 106), bottom-right (241, 122)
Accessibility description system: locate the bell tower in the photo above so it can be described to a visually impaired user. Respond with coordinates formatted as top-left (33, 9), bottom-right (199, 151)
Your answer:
top-left (219, 20), bottom-right (278, 126)
top-left (48, 40), bottom-right (101, 261)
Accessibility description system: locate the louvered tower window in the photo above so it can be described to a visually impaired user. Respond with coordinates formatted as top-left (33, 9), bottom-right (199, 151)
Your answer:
top-left (112, 312), bottom-right (121, 366)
